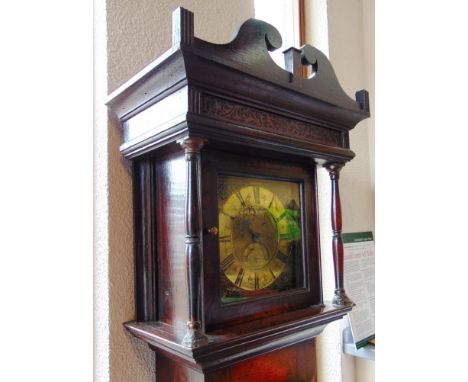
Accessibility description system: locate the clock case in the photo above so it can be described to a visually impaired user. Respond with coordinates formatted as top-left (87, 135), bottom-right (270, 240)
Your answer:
top-left (106, 7), bottom-right (370, 379)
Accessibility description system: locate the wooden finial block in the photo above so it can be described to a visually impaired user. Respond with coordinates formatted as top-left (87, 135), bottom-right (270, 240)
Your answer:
top-left (356, 89), bottom-right (370, 113)
top-left (283, 47), bottom-right (302, 85)
top-left (172, 7), bottom-right (194, 47)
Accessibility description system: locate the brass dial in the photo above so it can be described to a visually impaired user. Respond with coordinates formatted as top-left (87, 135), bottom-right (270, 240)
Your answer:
top-left (219, 185), bottom-right (296, 291)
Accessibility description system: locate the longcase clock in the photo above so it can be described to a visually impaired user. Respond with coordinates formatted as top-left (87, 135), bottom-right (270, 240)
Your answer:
top-left (107, 7), bottom-right (370, 381)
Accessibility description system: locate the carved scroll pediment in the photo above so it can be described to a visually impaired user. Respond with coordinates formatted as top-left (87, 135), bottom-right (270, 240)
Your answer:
top-left (192, 18), bottom-right (290, 85)
top-left (173, 7), bottom-right (369, 115)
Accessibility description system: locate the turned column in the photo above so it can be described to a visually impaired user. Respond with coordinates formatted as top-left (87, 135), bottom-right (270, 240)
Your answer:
top-left (324, 163), bottom-right (353, 307)
top-left (179, 137), bottom-right (208, 347)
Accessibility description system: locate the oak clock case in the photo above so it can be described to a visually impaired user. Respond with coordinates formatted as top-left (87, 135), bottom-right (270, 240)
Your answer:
top-left (106, 7), bottom-right (370, 382)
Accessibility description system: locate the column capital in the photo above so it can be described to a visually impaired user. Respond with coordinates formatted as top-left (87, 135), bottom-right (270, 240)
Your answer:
top-left (324, 162), bottom-right (345, 177)
top-left (178, 137), bottom-right (206, 155)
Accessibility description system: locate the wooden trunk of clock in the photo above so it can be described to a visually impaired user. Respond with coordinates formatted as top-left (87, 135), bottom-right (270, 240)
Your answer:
top-left (155, 339), bottom-right (317, 382)
top-left (107, 7), bottom-right (369, 382)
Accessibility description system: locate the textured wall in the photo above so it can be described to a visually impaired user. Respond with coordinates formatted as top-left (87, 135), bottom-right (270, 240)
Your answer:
top-left (100, 1), bottom-right (254, 382)
top-left (94, 0), bottom-right (110, 380)
top-left (107, 0), bottom-right (255, 92)
top-left (327, 0), bottom-right (375, 234)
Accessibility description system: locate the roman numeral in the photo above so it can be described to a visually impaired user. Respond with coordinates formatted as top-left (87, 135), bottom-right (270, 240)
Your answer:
top-left (268, 196), bottom-right (274, 208)
top-left (219, 235), bottom-right (231, 242)
top-left (270, 269), bottom-right (276, 280)
top-left (254, 272), bottom-right (259, 290)
top-left (235, 190), bottom-right (246, 207)
top-left (235, 268), bottom-right (245, 287)
top-left (221, 211), bottom-right (235, 219)
top-left (221, 254), bottom-right (235, 270)
top-left (276, 251), bottom-right (290, 264)
top-left (253, 186), bottom-right (260, 204)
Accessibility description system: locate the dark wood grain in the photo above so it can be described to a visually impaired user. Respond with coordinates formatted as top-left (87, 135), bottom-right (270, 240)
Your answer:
top-left (229, 339), bottom-right (316, 382)
top-left (133, 159), bottom-right (157, 321)
top-left (200, 94), bottom-right (342, 146)
top-left (155, 149), bottom-right (189, 332)
top-left (154, 339), bottom-right (316, 382)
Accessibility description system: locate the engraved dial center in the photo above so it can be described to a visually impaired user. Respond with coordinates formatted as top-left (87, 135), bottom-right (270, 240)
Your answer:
top-left (232, 207), bottom-right (278, 270)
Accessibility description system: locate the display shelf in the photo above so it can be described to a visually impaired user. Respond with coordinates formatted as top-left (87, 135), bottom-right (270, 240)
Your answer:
top-left (342, 326), bottom-right (375, 361)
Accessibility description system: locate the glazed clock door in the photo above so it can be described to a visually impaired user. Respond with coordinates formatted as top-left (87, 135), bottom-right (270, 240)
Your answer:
top-left (202, 149), bottom-right (323, 331)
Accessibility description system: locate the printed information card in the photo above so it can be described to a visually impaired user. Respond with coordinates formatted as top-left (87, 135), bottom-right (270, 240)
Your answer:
top-left (343, 231), bottom-right (375, 348)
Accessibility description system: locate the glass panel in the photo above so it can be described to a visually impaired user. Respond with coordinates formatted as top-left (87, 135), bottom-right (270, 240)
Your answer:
top-left (218, 174), bottom-right (304, 304)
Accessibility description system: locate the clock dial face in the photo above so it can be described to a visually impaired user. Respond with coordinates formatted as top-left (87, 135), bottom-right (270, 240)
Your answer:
top-left (218, 175), bottom-right (303, 303)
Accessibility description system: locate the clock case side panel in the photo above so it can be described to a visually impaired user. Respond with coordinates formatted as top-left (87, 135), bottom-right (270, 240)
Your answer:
top-left (154, 149), bottom-right (190, 332)
top-left (133, 146), bottom-right (192, 338)
top-left (133, 159), bottom-right (158, 321)
top-left (201, 148), bottom-right (323, 332)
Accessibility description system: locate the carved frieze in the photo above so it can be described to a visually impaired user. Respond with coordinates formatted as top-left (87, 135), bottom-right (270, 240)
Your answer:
top-left (201, 95), bottom-right (342, 147)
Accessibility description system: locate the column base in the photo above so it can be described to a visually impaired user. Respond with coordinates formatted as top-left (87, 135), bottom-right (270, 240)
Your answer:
top-left (332, 289), bottom-right (354, 307)
top-left (182, 328), bottom-right (209, 348)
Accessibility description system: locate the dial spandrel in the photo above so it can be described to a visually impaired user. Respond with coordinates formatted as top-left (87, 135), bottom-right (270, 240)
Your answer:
top-left (218, 175), bottom-right (303, 303)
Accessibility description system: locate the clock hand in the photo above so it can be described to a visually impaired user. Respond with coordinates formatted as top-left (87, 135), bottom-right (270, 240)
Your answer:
top-left (247, 226), bottom-right (259, 242)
